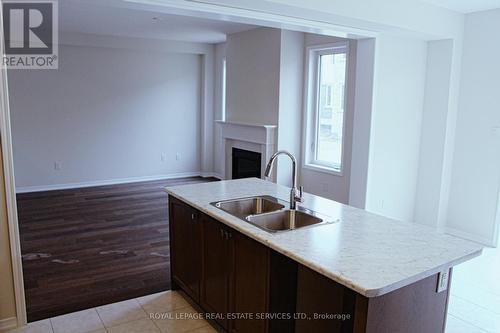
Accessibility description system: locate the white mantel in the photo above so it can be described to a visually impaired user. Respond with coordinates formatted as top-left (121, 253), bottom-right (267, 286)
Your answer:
top-left (216, 121), bottom-right (277, 180)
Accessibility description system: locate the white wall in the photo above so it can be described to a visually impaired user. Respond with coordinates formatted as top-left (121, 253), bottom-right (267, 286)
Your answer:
top-left (348, 38), bottom-right (375, 208)
top-left (365, 35), bottom-right (427, 222)
top-left (276, 30), bottom-right (304, 187)
top-left (9, 40), bottom-right (205, 191)
top-left (225, 27), bottom-right (281, 125)
top-left (446, 9), bottom-right (500, 245)
top-left (414, 40), bottom-right (454, 228)
top-left (200, 50), bottom-right (216, 177)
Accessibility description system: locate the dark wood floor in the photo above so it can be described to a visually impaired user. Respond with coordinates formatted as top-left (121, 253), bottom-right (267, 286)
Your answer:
top-left (17, 177), bottom-right (217, 322)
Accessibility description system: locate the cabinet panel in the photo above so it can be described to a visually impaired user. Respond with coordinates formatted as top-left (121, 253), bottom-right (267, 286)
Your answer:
top-left (201, 215), bottom-right (231, 329)
top-left (230, 232), bottom-right (269, 333)
top-left (295, 265), bottom-right (352, 333)
top-left (169, 197), bottom-right (201, 301)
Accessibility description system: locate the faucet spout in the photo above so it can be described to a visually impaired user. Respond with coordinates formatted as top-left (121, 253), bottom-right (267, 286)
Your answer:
top-left (264, 151), bottom-right (303, 209)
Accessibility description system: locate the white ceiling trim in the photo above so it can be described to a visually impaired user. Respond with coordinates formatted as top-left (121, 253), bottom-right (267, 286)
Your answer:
top-left (421, 0), bottom-right (500, 13)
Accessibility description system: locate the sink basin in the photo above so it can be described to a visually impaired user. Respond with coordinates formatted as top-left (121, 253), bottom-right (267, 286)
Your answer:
top-left (211, 196), bottom-right (335, 233)
top-left (211, 196), bottom-right (285, 219)
top-left (246, 209), bottom-right (324, 232)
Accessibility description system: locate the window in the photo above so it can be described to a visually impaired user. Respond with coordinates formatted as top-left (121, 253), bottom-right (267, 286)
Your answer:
top-left (221, 57), bottom-right (227, 121)
top-left (304, 43), bottom-right (348, 173)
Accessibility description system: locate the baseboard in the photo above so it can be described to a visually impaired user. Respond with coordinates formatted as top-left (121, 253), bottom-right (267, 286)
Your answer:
top-left (15, 172), bottom-right (203, 193)
top-left (443, 226), bottom-right (495, 247)
top-left (0, 317), bottom-right (17, 332)
top-left (199, 171), bottom-right (223, 179)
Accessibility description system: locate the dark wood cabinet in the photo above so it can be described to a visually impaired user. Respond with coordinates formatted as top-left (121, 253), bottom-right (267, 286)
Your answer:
top-left (201, 215), bottom-right (233, 330)
top-left (201, 212), bottom-right (272, 333)
top-left (230, 232), bottom-right (270, 333)
top-left (169, 197), bottom-right (270, 333)
top-left (168, 195), bottom-right (451, 333)
top-left (169, 197), bottom-right (202, 302)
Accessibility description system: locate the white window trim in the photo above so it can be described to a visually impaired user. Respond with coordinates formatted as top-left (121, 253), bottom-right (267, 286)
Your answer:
top-left (302, 41), bottom-right (349, 176)
top-left (221, 57), bottom-right (227, 121)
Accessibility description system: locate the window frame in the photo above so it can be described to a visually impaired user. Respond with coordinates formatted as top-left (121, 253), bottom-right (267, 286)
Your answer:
top-left (302, 41), bottom-right (349, 176)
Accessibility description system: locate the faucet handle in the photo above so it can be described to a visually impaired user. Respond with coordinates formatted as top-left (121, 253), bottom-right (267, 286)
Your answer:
top-left (296, 186), bottom-right (304, 202)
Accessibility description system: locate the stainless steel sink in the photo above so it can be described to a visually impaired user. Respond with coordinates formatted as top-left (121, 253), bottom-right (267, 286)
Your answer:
top-left (246, 209), bottom-right (325, 232)
top-left (211, 196), bottom-right (285, 219)
top-left (211, 196), bottom-right (335, 233)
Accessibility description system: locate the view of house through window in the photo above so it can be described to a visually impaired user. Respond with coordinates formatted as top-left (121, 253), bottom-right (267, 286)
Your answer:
top-left (314, 49), bottom-right (347, 171)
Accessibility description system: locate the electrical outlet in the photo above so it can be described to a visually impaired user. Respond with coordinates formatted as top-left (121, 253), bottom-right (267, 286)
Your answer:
top-left (161, 153), bottom-right (167, 162)
top-left (436, 269), bottom-right (449, 293)
top-left (176, 153), bottom-right (180, 161)
top-left (54, 162), bottom-right (62, 171)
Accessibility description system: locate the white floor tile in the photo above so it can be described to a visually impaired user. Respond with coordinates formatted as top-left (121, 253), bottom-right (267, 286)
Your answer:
top-left (445, 315), bottom-right (488, 333)
top-left (466, 307), bottom-right (500, 333)
top-left (449, 245), bottom-right (500, 333)
top-left (451, 283), bottom-right (500, 315)
top-left (448, 295), bottom-right (480, 320)
top-left (107, 318), bottom-right (159, 333)
top-left (188, 325), bottom-right (218, 333)
top-left (6, 319), bottom-right (53, 333)
top-left (50, 309), bottom-right (105, 333)
top-left (137, 291), bottom-right (190, 315)
top-left (96, 299), bottom-right (147, 327)
top-left (153, 307), bottom-right (208, 333)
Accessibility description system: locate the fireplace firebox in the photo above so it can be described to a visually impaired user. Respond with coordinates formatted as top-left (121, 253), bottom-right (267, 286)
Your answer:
top-left (232, 148), bottom-right (261, 179)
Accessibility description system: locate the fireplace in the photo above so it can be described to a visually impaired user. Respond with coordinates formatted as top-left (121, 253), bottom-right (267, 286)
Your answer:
top-left (232, 148), bottom-right (262, 179)
top-left (216, 120), bottom-right (276, 180)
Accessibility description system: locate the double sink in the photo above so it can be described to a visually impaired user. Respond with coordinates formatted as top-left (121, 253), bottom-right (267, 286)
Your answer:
top-left (210, 195), bottom-right (332, 233)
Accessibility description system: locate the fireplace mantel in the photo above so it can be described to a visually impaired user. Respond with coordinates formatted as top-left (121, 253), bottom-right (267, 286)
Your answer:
top-left (216, 121), bottom-right (277, 180)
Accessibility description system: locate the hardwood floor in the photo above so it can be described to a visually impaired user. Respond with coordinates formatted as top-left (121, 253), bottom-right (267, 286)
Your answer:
top-left (17, 177), bottom-right (217, 322)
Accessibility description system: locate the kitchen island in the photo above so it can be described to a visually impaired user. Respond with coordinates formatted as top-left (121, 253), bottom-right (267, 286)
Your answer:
top-left (165, 178), bottom-right (482, 333)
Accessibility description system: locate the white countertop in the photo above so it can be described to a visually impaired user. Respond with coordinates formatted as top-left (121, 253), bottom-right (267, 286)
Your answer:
top-left (165, 178), bottom-right (483, 297)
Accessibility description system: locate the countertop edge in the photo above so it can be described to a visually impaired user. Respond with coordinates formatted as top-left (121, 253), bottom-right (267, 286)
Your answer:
top-left (361, 249), bottom-right (482, 297)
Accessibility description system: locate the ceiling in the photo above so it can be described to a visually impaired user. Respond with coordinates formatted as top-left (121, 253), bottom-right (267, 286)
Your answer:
top-left (422, 0), bottom-right (500, 13)
top-left (59, 0), bottom-right (257, 43)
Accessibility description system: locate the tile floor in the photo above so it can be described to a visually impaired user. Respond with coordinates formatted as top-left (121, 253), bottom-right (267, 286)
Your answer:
top-left (445, 246), bottom-right (500, 333)
top-left (6, 291), bottom-right (217, 333)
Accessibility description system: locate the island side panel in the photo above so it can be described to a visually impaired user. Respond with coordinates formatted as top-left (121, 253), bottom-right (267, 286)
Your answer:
top-left (364, 269), bottom-right (452, 333)
top-left (295, 265), bottom-right (359, 333)
top-left (168, 195), bottom-right (178, 291)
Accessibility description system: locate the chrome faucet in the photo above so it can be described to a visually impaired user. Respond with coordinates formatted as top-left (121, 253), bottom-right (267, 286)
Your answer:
top-left (264, 150), bottom-right (303, 210)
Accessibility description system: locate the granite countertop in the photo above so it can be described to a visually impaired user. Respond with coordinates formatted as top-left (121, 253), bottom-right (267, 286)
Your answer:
top-left (164, 178), bottom-right (483, 297)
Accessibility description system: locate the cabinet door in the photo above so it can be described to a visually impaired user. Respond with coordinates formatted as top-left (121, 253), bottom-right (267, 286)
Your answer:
top-left (169, 197), bottom-right (201, 301)
top-left (230, 232), bottom-right (270, 333)
top-left (201, 216), bottom-right (231, 329)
